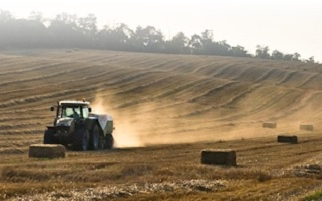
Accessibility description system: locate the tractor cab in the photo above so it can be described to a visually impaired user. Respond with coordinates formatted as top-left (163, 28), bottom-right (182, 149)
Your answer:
top-left (51, 100), bottom-right (92, 122)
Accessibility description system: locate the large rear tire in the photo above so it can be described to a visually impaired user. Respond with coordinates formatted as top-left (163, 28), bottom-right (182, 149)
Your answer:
top-left (73, 128), bottom-right (89, 151)
top-left (104, 134), bottom-right (114, 149)
top-left (89, 124), bottom-right (100, 150)
top-left (44, 129), bottom-right (55, 144)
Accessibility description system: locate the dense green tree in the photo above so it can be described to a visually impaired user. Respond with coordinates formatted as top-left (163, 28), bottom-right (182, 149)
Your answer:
top-left (165, 32), bottom-right (190, 54)
top-left (189, 34), bottom-right (202, 54)
top-left (230, 45), bottom-right (249, 57)
top-left (48, 13), bottom-right (86, 48)
top-left (271, 50), bottom-right (284, 60)
top-left (256, 45), bottom-right (270, 59)
top-left (97, 23), bottom-right (133, 50)
top-left (0, 9), bottom-right (13, 23)
top-left (78, 14), bottom-right (97, 40)
top-left (132, 26), bottom-right (165, 52)
top-left (293, 52), bottom-right (301, 61)
top-left (283, 54), bottom-right (293, 61)
top-left (308, 56), bottom-right (315, 63)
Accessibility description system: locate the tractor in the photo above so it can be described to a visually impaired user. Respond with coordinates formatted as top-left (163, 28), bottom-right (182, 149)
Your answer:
top-left (44, 100), bottom-right (114, 151)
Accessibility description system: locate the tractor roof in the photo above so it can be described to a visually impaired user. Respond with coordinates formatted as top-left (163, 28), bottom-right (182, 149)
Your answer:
top-left (59, 100), bottom-right (90, 106)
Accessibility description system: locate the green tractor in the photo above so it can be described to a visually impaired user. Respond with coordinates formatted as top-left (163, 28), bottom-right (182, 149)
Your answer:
top-left (44, 100), bottom-right (114, 151)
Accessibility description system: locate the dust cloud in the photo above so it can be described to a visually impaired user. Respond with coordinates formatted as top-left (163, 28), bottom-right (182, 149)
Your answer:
top-left (89, 93), bottom-right (298, 148)
top-left (90, 95), bottom-right (146, 148)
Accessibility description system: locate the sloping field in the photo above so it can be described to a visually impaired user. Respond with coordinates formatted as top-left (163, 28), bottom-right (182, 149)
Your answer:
top-left (1, 49), bottom-right (322, 200)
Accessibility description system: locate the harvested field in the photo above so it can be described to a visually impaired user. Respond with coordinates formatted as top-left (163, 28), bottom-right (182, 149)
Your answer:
top-left (1, 49), bottom-right (322, 200)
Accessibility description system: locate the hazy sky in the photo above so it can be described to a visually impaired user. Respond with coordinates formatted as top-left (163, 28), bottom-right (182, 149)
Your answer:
top-left (0, 0), bottom-right (321, 62)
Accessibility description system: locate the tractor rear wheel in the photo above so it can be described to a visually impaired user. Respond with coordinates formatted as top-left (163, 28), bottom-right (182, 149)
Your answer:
top-left (104, 134), bottom-right (114, 149)
top-left (73, 128), bottom-right (89, 151)
top-left (89, 124), bottom-right (100, 150)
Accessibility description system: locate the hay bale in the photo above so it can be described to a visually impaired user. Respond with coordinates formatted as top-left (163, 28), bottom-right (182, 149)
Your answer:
top-left (300, 124), bottom-right (314, 131)
top-left (201, 149), bottom-right (236, 166)
top-left (29, 144), bottom-right (66, 158)
top-left (262, 122), bottom-right (277, 128)
top-left (277, 135), bottom-right (298, 144)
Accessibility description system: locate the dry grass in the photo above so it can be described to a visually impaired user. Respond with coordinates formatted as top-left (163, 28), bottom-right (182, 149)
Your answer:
top-left (1, 49), bottom-right (322, 200)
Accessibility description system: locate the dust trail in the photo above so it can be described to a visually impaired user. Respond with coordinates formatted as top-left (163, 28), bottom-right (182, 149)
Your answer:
top-left (90, 95), bottom-right (145, 148)
top-left (89, 90), bottom-right (305, 148)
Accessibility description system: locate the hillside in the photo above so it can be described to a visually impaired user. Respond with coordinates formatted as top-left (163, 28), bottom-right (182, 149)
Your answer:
top-left (1, 49), bottom-right (322, 200)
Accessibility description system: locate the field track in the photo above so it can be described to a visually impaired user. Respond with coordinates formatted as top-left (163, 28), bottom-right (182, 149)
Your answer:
top-left (1, 49), bottom-right (322, 200)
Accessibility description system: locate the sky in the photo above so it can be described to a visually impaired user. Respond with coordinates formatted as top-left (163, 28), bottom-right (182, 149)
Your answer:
top-left (0, 0), bottom-right (321, 62)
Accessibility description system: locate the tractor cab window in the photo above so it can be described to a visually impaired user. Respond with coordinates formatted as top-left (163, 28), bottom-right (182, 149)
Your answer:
top-left (82, 107), bottom-right (89, 118)
top-left (62, 106), bottom-right (81, 118)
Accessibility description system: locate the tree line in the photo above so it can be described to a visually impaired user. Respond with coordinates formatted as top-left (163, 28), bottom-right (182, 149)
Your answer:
top-left (0, 10), bottom-right (318, 63)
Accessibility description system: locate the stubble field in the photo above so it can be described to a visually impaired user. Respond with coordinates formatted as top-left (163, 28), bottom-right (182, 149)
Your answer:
top-left (1, 49), bottom-right (322, 200)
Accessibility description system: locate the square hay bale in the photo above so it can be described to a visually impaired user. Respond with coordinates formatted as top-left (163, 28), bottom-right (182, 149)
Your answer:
top-left (29, 144), bottom-right (66, 158)
top-left (300, 124), bottom-right (314, 131)
top-left (201, 149), bottom-right (236, 166)
top-left (262, 122), bottom-right (277, 128)
top-left (277, 135), bottom-right (298, 144)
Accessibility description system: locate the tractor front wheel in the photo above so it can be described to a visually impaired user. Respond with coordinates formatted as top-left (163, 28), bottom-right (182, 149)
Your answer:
top-left (44, 129), bottom-right (55, 144)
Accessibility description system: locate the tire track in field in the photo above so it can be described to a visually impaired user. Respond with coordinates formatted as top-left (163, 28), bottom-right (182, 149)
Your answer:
top-left (188, 81), bottom-right (238, 103)
top-left (0, 67), bottom-right (123, 101)
top-left (0, 62), bottom-right (68, 76)
top-left (0, 62), bottom-right (96, 88)
top-left (190, 62), bottom-right (220, 74)
top-left (166, 60), bottom-right (205, 74)
top-left (0, 117), bottom-right (39, 122)
top-left (218, 88), bottom-right (307, 122)
top-left (221, 84), bottom-right (264, 107)
top-left (125, 78), bottom-right (235, 115)
top-left (175, 84), bottom-right (261, 118)
top-left (173, 87), bottom-right (292, 120)
top-left (139, 58), bottom-right (185, 71)
top-left (154, 78), bottom-right (206, 99)
top-left (277, 71), bottom-right (298, 85)
top-left (267, 91), bottom-right (321, 121)
top-left (0, 129), bottom-right (43, 135)
top-left (116, 56), bottom-right (167, 68)
top-left (114, 75), bottom-right (195, 108)
top-left (103, 78), bottom-right (205, 110)
top-left (0, 59), bottom-right (42, 70)
top-left (116, 74), bottom-right (177, 94)
top-left (83, 55), bottom-right (148, 67)
top-left (296, 73), bottom-right (322, 90)
top-left (210, 64), bottom-right (243, 79)
top-left (255, 68), bottom-right (279, 83)
top-left (0, 70), bottom-right (158, 111)
top-left (0, 69), bottom-right (152, 113)
top-left (195, 64), bottom-right (232, 78)
top-left (0, 122), bottom-right (42, 130)
top-left (229, 66), bottom-right (252, 81)
top-left (215, 90), bottom-right (298, 121)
